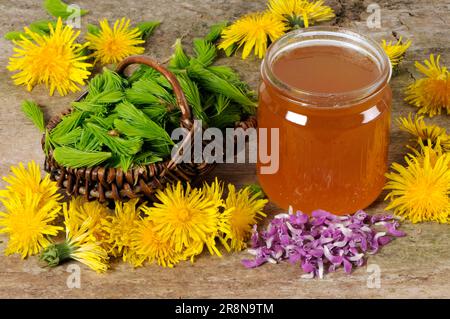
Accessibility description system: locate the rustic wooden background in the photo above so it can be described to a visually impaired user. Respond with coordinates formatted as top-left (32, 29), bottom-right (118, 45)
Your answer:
top-left (0, 0), bottom-right (449, 298)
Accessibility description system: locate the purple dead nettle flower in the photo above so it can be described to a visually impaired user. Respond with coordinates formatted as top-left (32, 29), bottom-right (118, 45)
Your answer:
top-left (242, 208), bottom-right (405, 279)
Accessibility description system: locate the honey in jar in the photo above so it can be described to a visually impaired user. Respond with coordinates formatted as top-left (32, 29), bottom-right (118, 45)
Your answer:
top-left (257, 28), bottom-right (392, 215)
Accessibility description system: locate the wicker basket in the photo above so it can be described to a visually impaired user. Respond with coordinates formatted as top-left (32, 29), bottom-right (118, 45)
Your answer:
top-left (42, 56), bottom-right (256, 202)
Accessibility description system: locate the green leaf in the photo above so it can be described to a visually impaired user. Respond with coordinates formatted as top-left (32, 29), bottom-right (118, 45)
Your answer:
top-left (125, 78), bottom-right (175, 106)
top-left (155, 75), bottom-right (172, 89)
top-left (29, 20), bottom-right (56, 33)
top-left (125, 81), bottom-right (162, 105)
top-left (147, 140), bottom-right (172, 157)
top-left (102, 69), bottom-right (127, 91)
top-left (51, 126), bottom-right (83, 146)
top-left (118, 155), bottom-right (133, 172)
top-left (134, 150), bottom-right (163, 165)
top-left (136, 21), bottom-right (160, 40)
top-left (127, 65), bottom-right (159, 83)
top-left (201, 94), bottom-right (216, 113)
top-left (50, 111), bottom-right (85, 141)
top-left (209, 103), bottom-right (241, 129)
top-left (86, 114), bottom-right (118, 130)
top-left (187, 60), bottom-right (256, 113)
top-left (44, 130), bottom-right (52, 155)
top-left (176, 73), bottom-right (207, 122)
top-left (87, 23), bottom-right (100, 35)
top-left (192, 38), bottom-right (217, 67)
top-left (215, 94), bottom-right (231, 115)
top-left (204, 21), bottom-right (228, 43)
top-left (4, 31), bottom-right (26, 41)
top-left (43, 0), bottom-right (88, 19)
top-left (208, 65), bottom-right (252, 93)
top-left (87, 68), bottom-right (125, 95)
top-left (208, 65), bottom-right (240, 81)
top-left (74, 90), bottom-right (124, 113)
top-left (21, 100), bottom-right (45, 132)
top-left (75, 129), bottom-right (102, 151)
top-left (71, 101), bottom-right (106, 114)
top-left (169, 39), bottom-right (190, 69)
top-left (137, 77), bottom-right (170, 98)
top-left (223, 43), bottom-right (237, 57)
top-left (86, 122), bottom-right (143, 157)
top-left (93, 90), bottom-right (125, 104)
top-left (86, 72), bottom-right (105, 96)
top-left (114, 101), bottom-right (173, 144)
top-left (53, 147), bottom-right (112, 168)
top-left (167, 112), bottom-right (182, 128)
top-left (142, 105), bottom-right (172, 124)
top-left (4, 20), bottom-right (56, 41)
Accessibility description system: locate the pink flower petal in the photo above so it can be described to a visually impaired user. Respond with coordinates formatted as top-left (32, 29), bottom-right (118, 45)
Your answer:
top-left (242, 209), bottom-right (404, 278)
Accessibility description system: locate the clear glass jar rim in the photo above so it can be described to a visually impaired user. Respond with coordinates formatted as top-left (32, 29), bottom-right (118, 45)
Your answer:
top-left (261, 27), bottom-right (392, 108)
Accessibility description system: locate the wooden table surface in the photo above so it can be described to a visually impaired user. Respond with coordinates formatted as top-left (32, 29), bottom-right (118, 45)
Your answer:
top-left (0, 0), bottom-right (449, 298)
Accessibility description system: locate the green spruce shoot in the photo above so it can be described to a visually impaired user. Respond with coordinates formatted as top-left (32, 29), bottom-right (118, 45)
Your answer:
top-left (21, 100), bottom-right (45, 132)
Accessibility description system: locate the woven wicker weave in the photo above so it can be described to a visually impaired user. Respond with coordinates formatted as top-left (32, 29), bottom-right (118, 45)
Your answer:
top-left (42, 56), bottom-right (256, 202)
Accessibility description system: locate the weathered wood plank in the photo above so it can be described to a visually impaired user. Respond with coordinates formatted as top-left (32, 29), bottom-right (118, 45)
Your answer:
top-left (0, 0), bottom-right (449, 298)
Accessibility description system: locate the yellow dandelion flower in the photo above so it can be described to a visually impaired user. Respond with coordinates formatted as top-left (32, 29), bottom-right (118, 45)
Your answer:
top-left (40, 201), bottom-right (109, 273)
top-left (384, 143), bottom-right (450, 224)
top-left (408, 139), bottom-right (446, 168)
top-left (218, 12), bottom-right (287, 59)
top-left (86, 17), bottom-right (145, 65)
top-left (405, 54), bottom-right (450, 117)
top-left (397, 113), bottom-right (449, 150)
top-left (219, 184), bottom-right (268, 251)
top-left (0, 161), bottom-right (62, 208)
top-left (130, 218), bottom-right (183, 268)
top-left (441, 137), bottom-right (450, 152)
top-left (382, 37), bottom-right (411, 67)
top-left (143, 182), bottom-right (224, 259)
top-left (7, 18), bottom-right (91, 96)
top-left (66, 197), bottom-right (110, 244)
top-left (102, 198), bottom-right (142, 262)
top-left (203, 178), bottom-right (225, 203)
top-left (268, 0), bottom-right (335, 28)
top-left (0, 190), bottom-right (62, 258)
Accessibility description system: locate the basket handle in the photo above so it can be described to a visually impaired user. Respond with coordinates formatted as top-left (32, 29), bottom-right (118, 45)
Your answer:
top-left (116, 55), bottom-right (193, 129)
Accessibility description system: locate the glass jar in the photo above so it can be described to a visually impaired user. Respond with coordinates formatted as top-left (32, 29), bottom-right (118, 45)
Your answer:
top-left (257, 27), bottom-right (392, 215)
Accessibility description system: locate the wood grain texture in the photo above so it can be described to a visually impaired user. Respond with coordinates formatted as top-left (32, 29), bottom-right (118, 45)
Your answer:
top-left (0, 0), bottom-right (449, 298)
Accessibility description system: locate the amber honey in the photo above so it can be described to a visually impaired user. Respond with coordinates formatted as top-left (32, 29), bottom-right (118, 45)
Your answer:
top-left (257, 28), bottom-right (392, 214)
